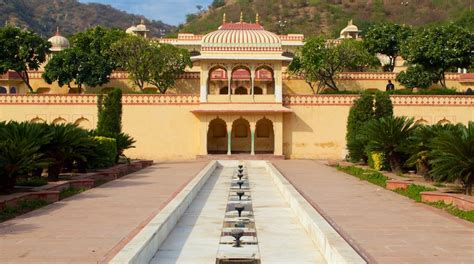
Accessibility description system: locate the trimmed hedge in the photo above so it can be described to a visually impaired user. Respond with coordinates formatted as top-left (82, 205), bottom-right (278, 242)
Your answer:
top-left (90, 136), bottom-right (117, 169)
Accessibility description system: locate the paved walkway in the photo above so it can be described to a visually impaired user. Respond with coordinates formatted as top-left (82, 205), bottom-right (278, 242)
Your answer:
top-left (273, 160), bottom-right (474, 264)
top-left (0, 161), bottom-right (208, 263)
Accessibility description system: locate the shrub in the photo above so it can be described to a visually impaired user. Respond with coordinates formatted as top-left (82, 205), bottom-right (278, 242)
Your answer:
top-left (16, 177), bottom-right (48, 187)
top-left (115, 132), bottom-right (136, 161)
top-left (89, 136), bottom-right (117, 169)
top-left (396, 64), bottom-right (434, 90)
top-left (346, 94), bottom-right (374, 162)
top-left (364, 116), bottom-right (417, 173)
top-left (0, 121), bottom-right (50, 191)
top-left (374, 92), bottom-right (393, 119)
top-left (429, 122), bottom-right (474, 195)
top-left (367, 151), bottom-right (388, 171)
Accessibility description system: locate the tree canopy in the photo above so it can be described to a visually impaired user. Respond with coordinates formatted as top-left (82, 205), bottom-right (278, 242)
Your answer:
top-left (363, 23), bottom-right (412, 72)
top-left (401, 24), bottom-right (473, 89)
top-left (395, 64), bottom-right (434, 90)
top-left (0, 26), bottom-right (51, 92)
top-left (43, 26), bottom-right (127, 92)
top-left (289, 37), bottom-right (377, 93)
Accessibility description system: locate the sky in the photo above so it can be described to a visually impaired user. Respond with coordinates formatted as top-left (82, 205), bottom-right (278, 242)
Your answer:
top-left (79, 0), bottom-right (212, 25)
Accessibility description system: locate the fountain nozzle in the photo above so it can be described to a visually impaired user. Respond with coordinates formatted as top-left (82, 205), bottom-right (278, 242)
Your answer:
top-left (237, 180), bottom-right (244, 189)
top-left (237, 191), bottom-right (244, 200)
top-left (235, 203), bottom-right (245, 217)
top-left (231, 228), bottom-right (244, 247)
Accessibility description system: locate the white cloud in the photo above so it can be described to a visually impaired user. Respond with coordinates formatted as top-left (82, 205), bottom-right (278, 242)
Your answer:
top-left (79, 0), bottom-right (212, 25)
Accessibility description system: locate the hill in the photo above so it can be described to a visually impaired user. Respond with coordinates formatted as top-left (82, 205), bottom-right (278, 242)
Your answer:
top-left (179, 0), bottom-right (473, 37)
top-left (0, 0), bottom-right (173, 37)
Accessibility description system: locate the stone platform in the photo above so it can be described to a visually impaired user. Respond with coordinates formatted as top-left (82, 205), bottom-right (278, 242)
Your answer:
top-left (197, 154), bottom-right (285, 160)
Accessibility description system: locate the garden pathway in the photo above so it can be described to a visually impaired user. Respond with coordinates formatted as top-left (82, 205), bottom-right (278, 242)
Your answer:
top-left (273, 160), bottom-right (474, 264)
top-left (0, 160), bottom-right (208, 263)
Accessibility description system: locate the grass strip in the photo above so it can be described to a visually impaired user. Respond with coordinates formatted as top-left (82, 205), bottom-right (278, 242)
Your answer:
top-left (0, 199), bottom-right (50, 222)
top-left (337, 165), bottom-right (388, 187)
top-left (59, 187), bottom-right (87, 200)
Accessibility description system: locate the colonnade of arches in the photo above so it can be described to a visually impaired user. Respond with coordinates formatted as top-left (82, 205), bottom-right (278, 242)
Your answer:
top-left (207, 64), bottom-right (275, 96)
top-left (0, 86), bottom-right (17, 94)
top-left (207, 117), bottom-right (274, 155)
top-left (29, 116), bottom-right (92, 129)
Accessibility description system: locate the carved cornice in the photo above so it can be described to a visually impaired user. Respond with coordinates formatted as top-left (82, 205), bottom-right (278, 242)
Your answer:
top-left (283, 94), bottom-right (474, 106)
top-left (0, 94), bottom-right (200, 105)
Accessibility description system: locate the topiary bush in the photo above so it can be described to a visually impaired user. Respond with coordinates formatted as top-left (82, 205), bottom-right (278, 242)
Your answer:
top-left (97, 88), bottom-right (122, 136)
top-left (346, 94), bottom-right (374, 162)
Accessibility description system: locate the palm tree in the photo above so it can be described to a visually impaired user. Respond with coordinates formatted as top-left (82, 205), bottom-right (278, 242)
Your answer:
top-left (115, 132), bottom-right (136, 162)
top-left (42, 124), bottom-right (91, 181)
top-left (429, 122), bottom-right (474, 195)
top-left (0, 121), bottom-right (50, 191)
top-left (364, 116), bottom-right (418, 173)
top-left (406, 124), bottom-right (459, 179)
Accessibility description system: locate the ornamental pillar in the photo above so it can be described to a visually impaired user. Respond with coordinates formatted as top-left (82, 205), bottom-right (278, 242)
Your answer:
top-left (251, 69), bottom-right (255, 98)
top-left (227, 68), bottom-right (232, 99)
top-left (250, 122), bottom-right (256, 155)
top-left (226, 122), bottom-right (232, 155)
top-left (274, 63), bottom-right (283, 103)
top-left (200, 64), bottom-right (209, 102)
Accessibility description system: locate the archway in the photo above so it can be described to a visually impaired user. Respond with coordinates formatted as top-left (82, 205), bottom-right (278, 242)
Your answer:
top-left (255, 118), bottom-right (274, 154)
top-left (255, 65), bottom-right (274, 94)
top-left (208, 65), bottom-right (227, 95)
top-left (235, 86), bottom-right (248, 95)
top-left (231, 118), bottom-right (251, 153)
top-left (0, 86), bottom-right (7, 94)
top-left (219, 86), bottom-right (229, 94)
top-left (207, 118), bottom-right (228, 154)
top-left (254, 86), bottom-right (263, 95)
top-left (9, 87), bottom-right (17, 94)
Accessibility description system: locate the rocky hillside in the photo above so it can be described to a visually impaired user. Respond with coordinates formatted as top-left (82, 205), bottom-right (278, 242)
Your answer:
top-left (179, 0), bottom-right (472, 37)
top-left (0, 0), bottom-right (173, 37)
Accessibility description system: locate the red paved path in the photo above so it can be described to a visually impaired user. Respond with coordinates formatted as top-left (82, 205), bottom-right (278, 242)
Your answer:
top-left (0, 161), bottom-right (208, 263)
top-left (273, 160), bottom-right (474, 264)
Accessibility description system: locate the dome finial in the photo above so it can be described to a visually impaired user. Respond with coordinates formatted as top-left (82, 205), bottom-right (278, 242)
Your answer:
top-left (223, 13), bottom-right (226, 24)
top-left (56, 26), bottom-right (60, 36)
top-left (348, 19), bottom-right (353, 26)
top-left (140, 18), bottom-right (145, 25)
top-left (256, 13), bottom-right (259, 24)
top-left (240, 11), bottom-right (243, 23)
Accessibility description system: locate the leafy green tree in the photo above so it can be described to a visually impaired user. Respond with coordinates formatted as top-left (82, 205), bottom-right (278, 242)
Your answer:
top-left (396, 64), bottom-right (434, 90)
top-left (401, 24), bottom-right (473, 89)
top-left (43, 48), bottom-right (110, 93)
top-left (149, 44), bottom-right (192, 94)
top-left (289, 37), bottom-right (377, 93)
top-left (429, 122), bottom-right (474, 195)
top-left (97, 88), bottom-right (122, 137)
top-left (0, 26), bottom-right (51, 92)
top-left (365, 116), bottom-right (417, 173)
top-left (43, 26), bottom-right (127, 92)
top-left (112, 35), bottom-right (154, 90)
top-left (363, 23), bottom-right (413, 72)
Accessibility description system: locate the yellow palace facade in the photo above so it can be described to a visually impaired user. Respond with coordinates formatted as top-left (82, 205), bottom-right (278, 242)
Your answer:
top-left (0, 17), bottom-right (473, 160)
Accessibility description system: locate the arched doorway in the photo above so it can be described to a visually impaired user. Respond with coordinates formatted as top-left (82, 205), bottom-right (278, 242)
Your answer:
top-left (231, 118), bottom-right (251, 153)
top-left (207, 118), bottom-right (228, 154)
top-left (219, 86), bottom-right (229, 94)
top-left (255, 118), bottom-right (274, 154)
top-left (235, 87), bottom-right (248, 94)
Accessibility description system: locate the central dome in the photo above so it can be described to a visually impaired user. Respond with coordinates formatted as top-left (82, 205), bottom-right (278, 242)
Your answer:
top-left (201, 22), bottom-right (282, 52)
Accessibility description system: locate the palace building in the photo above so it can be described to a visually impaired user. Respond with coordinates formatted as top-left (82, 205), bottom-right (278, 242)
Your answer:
top-left (0, 14), bottom-right (473, 160)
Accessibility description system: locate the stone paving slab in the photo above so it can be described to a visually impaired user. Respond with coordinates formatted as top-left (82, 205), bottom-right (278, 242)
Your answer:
top-left (273, 160), bottom-right (474, 264)
top-left (0, 161), bottom-right (208, 263)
